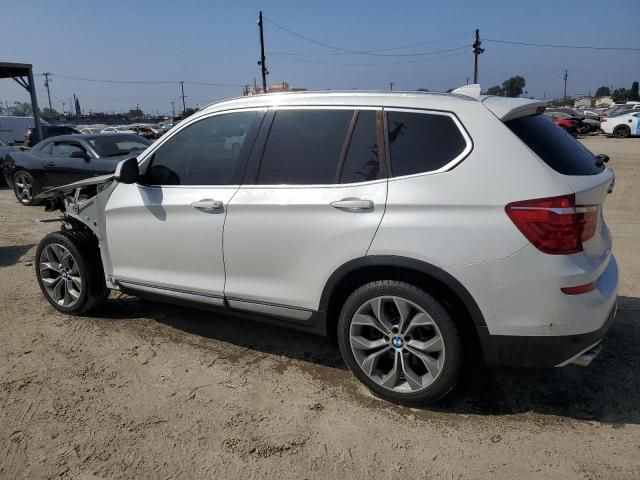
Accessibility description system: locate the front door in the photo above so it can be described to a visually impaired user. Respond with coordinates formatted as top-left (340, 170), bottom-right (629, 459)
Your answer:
top-left (104, 109), bottom-right (263, 299)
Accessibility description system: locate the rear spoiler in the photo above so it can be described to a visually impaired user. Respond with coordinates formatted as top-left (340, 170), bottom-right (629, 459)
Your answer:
top-left (481, 96), bottom-right (546, 122)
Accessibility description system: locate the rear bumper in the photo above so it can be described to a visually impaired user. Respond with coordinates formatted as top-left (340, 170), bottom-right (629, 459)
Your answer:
top-left (477, 303), bottom-right (617, 367)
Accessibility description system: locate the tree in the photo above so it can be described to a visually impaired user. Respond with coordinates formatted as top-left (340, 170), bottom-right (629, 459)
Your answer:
top-left (127, 108), bottom-right (143, 119)
top-left (485, 85), bottom-right (503, 96)
top-left (41, 107), bottom-right (59, 118)
top-left (595, 86), bottom-right (611, 97)
top-left (630, 81), bottom-right (639, 101)
top-left (180, 107), bottom-right (198, 119)
top-left (611, 88), bottom-right (629, 102)
top-left (9, 101), bottom-right (32, 116)
top-left (501, 75), bottom-right (526, 97)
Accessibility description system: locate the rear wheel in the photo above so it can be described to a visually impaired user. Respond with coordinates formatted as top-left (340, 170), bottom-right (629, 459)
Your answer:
top-left (337, 281), bottom-right (462, 405)
top-left (13, 170), bottom-right (38, 205)
top-left (35, 230), bottom-right (109, 315)
top-left (613, 125), bottom-right (631, 138)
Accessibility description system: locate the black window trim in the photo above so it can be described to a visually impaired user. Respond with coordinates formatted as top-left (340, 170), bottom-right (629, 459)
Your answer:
top-left (246, 105), bottom-right (386, 188)
top-left (137, 107), bottom-right (266, 188)
top-left (382, 107), bottom-right (474, 180)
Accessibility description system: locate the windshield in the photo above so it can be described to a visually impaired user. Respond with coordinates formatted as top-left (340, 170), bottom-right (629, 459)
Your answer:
top-left (88, 135), bottom-right (151, 157)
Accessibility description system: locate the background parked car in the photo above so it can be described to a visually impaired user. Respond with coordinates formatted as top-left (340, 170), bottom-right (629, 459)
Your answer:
top-left (546, 109), bottom-right (599, 133)
top-left (128, 125), bottom-right (160, 140)
top-left (0, 116), bottom-right (50, 144)
top-left (0, 138), bottom-right (22, 185)
top-left (3, 133), bottom-right (150, 205)
top-left (600, 110), bottom-right (640, 138)
top-left (25, 125), bottom-right (82, 147)
top-left (101, 126), bottom-right (136, 134)
top-left (544, 112), bottom-right (581, 136)
top-left (79, 127), bottom-right (104, 134)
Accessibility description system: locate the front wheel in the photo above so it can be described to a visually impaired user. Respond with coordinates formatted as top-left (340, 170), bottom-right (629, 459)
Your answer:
top-left (337, 281), bottom-right (462, 405)
top-left (35, 230), bottom-right (109, 315)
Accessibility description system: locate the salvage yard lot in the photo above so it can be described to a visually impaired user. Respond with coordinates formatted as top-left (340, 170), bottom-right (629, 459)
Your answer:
top-left (0, 136), bottom-right (638, 479)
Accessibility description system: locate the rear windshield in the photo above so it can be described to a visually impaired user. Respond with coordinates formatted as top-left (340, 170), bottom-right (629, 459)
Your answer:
top-left (506, 114), bottom-right (603, 175)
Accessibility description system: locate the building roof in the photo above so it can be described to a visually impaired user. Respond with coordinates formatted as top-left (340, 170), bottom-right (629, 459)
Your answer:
top-left (0, 62), bottom-right (33, 79)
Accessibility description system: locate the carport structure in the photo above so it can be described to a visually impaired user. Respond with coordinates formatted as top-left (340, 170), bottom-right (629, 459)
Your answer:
top-left (0, 62), bottom-right (43, 141)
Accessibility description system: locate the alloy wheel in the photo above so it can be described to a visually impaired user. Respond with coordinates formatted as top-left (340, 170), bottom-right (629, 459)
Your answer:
top-left (14, 173), bottom-right (33, 203)
top-left (39, 244), bottom-right (82, 308)
top-left (349, 296), bottom-right (445, 393)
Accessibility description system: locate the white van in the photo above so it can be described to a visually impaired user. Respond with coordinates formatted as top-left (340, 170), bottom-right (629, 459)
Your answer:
top-left (0, 116), bottom-right (49, 144)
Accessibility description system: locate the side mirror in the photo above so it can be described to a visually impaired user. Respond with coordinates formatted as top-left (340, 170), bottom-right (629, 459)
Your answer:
top-left (595, 154), bottom-right (610, 168)
top-left (70, 150), bottom-right (91, 161)
top-left (114, 157), bottom-right (140, 184)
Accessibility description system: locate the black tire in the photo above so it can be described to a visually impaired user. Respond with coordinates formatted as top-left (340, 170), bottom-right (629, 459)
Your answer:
top-left (35, 230), bottom-right (109, 315)
top-left (613, 125), bottom-right (631, 139)
top-left (337, 280), bottom-right (463, 406)
top-left (12, 170), bottom-right (39, 206)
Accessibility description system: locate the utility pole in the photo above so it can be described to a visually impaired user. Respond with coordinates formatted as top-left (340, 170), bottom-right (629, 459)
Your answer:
top-left (180, 81), bottom-right (186, 113)
top-left (473, 29), bottom-right (484, 84)
top-left (563, 70), bottom-right (568, 106)
top-left (43, 72), bottom-right (53, 112)
top-left (258, 11), bottom-right (268, 93)
top-left (389, 82), bottom-right (394, 91)
top-left (62, 102), bottom-right (65, 114)
top-left (466, 77), bottom-right (470, 85)
top-left (171, 101), bottom-right (176, 119)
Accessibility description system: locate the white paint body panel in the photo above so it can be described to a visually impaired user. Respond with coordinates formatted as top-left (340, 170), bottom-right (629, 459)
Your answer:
top-left (105, 183), bottom-right (237, 296)
top-left (223, 180), bottom-right (387, 310)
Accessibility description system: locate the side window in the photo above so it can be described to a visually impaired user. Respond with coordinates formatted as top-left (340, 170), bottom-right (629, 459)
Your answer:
top-left (144, 111), bottom-right (258, 186)
top-left (256, 109), bottom-right (353, 185)
top-left (339, 110), bottom-right (380, 183)
top-left (51, 142), bottom-right (84, 158)
top-left (387, 111), bottom-right (467, 177)
top-left (38, 142), bottom-right (54, 156)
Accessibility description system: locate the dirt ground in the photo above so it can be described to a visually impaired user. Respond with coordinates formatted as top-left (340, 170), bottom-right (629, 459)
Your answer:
top-left (0, 136), bottom-right (638, 479)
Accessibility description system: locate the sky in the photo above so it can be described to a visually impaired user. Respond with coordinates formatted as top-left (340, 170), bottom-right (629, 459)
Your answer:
top-left (1, 0), bottom-right (639, 116)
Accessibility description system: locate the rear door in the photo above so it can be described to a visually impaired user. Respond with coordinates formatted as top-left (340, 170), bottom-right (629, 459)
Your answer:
top-left (44, 141), bottom-right (94, 186)
top-left (223, 107), bottom-right (387, 317)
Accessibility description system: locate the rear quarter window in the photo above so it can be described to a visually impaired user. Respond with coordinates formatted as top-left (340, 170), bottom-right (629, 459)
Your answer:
top-left (506, 114), bottom-right (603, 176)
top-left (387, 111), bottom-right (468, 177)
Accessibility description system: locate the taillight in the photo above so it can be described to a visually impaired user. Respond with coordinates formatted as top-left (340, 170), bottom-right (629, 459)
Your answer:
top-left (505, 194), bottom-right (598, 254)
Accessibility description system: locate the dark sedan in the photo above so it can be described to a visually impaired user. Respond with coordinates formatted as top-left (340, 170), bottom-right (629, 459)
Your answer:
top-left (0, 138), bottom-right (21, 185)
top-left (3, 134), bottom-right (150, 205)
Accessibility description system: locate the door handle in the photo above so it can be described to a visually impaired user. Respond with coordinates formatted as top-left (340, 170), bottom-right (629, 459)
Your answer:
top-left (330, 198), bottom-right (374, 211)
top-left (46, 161), bottom-right (55, 166)
top-left (191, 199), bottom-right (224, 213)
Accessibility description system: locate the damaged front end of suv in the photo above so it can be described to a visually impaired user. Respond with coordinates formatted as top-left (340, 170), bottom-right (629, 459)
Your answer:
top-left (33, 158), bottom-right (138, 313)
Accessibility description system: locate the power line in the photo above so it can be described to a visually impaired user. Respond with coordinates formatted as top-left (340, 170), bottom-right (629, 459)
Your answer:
top-left (39, 73), bottom-right (246, 87)
top-left (485, 38), bottom-right (640, 51)
top-left (267, 31), bottom-right (472, 56)
top-left (264, 16), bottom-right (470, 57)
top-left (268, 45), bottom-right (469, 57)
top-left (269, 50), bottom-right (468, 66)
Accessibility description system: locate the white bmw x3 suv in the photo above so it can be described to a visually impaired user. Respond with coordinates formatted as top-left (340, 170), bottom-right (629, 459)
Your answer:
top-left (34, 89), bottom-right (618, 405)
